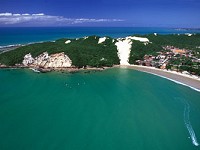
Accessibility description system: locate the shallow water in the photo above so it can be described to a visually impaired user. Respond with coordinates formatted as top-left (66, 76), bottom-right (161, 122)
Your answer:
top-left (0, 68), bottom-right (200, 150)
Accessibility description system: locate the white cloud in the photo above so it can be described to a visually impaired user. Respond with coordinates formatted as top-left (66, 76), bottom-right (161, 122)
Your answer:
top-left (13, 14), bottom-right (21, 16)
top-left (32, 13), bottom-right (45, 16)
top-left (0, 13), bottom-right (12, 16)
top-left (22, 13), bottom-right (30, 16)
top-left (0, 12), bottom-right (124, 26)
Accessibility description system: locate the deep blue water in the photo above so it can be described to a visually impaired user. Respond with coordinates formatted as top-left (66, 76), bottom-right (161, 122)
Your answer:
top-left (0, 27), bottom-right (200, 46)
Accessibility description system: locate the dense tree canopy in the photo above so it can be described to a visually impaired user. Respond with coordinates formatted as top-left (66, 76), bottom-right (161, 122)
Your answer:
top-left (0, 36), bottom-right (120, 67)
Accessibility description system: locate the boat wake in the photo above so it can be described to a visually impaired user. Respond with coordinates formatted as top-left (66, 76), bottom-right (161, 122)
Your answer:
top-left (181, 99), bottom-right (199, 146)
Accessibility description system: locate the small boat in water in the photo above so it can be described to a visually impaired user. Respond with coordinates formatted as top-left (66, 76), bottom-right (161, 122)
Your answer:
top-left (30, 68), bottom-right (40, 73)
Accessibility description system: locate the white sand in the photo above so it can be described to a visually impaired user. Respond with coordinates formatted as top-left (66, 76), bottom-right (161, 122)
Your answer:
top-left (65, 40), bottom-right (71, 44)
top-left (115, 38), bottom-right (132, 65)
top-left (185, 33), bottom-right (192, 36)
top-left (130, 65), bottom-right (200, 81)
top-left (127, 65), bottom-right (200, 92)
top-left (127, 36), bottom-right (149, 42)
top-left (98, 37), bottom-right (107, 44)
top-left (83, 36), bottom-right (88, 40)
top-left (115, 36), bottom-right (150, 65)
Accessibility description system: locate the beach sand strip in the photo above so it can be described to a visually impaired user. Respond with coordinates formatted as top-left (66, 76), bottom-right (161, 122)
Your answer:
top-left (120, 65), bottom-right (200, 92)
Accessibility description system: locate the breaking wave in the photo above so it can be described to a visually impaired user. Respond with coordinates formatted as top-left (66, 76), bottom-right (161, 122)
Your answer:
top-left (0, 44), bottom-right (21, 49)
top-left (140, 71), bottom-right (200, 92)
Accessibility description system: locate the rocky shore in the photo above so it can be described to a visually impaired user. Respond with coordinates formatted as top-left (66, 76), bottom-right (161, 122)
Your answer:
top-left (0, 64), bottom-right (107, 73)
top-left (1, 61), bottom-right (200, 92)
top-left (0, 62), bottom-right (107, 74)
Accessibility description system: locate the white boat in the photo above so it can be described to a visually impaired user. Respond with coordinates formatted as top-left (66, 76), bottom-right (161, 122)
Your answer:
top-left (30, 68), bottom-right (40, 73)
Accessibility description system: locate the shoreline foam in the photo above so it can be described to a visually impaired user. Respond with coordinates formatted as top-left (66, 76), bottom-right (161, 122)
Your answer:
top-left (123, 65), bottom-right (200, 92)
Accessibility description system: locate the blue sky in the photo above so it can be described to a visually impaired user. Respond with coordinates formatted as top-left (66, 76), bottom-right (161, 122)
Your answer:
top-left (0, 0), bottom-right (200, 27)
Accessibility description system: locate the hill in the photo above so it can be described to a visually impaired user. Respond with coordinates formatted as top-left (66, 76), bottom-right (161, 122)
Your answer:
top-left (0, 34), bottom-right (200, 75)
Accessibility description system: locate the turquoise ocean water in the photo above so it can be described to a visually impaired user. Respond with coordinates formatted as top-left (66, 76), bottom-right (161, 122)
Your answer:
top-left (0, 68), bottom-right (200, 150)
top-left (0, 27), bottom-right (200, 149)
top-left (1, 27), bottom-right (200, 46)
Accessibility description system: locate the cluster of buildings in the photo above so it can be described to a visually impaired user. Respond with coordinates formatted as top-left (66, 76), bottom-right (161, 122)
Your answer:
top-left (135, 46), bottom-right (200, 70)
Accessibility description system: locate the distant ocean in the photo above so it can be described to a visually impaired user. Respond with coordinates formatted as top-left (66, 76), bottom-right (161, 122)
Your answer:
top-left (1, 27), bottom-right (200, 47)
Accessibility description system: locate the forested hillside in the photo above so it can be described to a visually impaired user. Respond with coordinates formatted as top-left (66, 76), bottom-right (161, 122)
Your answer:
top-left (0, 36), bottom-right (120, 67)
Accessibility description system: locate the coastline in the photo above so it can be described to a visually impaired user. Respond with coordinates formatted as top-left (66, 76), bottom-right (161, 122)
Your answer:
top-left (0, 65), bottom-right (109, 73)
top-left (1, 64), bottom-right (200, 92)
top-left (1, 33), bottom-right (200, 92)
top-left (0, 40), bottom-right (53, 54)
top-left (120, 65), bottom-right (200, 92)
top-left (0, 45), bottom-right (21, 54)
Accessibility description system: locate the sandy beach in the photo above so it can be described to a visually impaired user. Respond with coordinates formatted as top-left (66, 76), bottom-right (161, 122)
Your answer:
top-left (0, 45), bottom-right (21, 54)
top-left (119, 65), bottom-right (200, 92)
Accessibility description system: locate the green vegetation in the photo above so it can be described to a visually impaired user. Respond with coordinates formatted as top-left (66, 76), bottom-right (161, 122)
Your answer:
top-left (167, 56), bottom-right (200, 75)
top-left (129, 41), bottom-right (162, 64)
top-left (129, 34), bottom-right (200, 63)
top-left (129, 34), bottom-right (200, 76)
top-left (0, 36), bottom-right (120, 67)
top-left (0, 34), bottom-right (200, 75)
